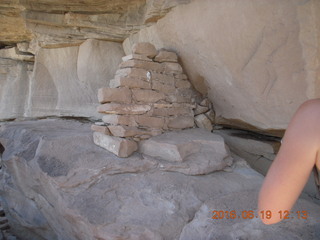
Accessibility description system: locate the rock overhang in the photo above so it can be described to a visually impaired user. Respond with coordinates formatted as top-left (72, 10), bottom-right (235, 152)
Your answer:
top-left (0, 0), bottom-right (192, 47)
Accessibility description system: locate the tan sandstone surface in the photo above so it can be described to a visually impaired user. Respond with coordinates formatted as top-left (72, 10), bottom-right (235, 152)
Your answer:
top-left (123, 0), bottom-right (320, 132)
top-left (0, 0), bottom-right (191, 48)
top-left (0, 0), bottom-right (319, 133)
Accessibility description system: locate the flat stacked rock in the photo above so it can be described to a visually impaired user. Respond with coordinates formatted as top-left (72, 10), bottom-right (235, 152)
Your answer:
top-left (92, 42), bottom-right (199, 157)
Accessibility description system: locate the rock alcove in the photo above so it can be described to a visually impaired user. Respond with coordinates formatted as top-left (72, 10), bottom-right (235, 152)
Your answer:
top-left (0, 42), bottom-right (319, 239)
top-left (0, 0), bottom-right (320, 239)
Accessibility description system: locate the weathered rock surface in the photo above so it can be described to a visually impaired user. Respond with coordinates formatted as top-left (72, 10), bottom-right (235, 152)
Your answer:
top-left (0, 58), bottom-right (33, 120)
top-left (0, 119), bottom-right (319, 240)
top-left (215, 129), bottom-right (320, 202)
top-left (1, 0), bottom-right (319, 134)
top-left (98, 87), bottom-right (132, 104)
top-left (98, 103), bottom-right (152, 115)
top-left (194, 113), bottom-right (213, 131)
top-left (124, 0), bottom-right (320, 133)
top-left (0, 46), bottom-right (34, 62)
top-left (93, 132), bottom-right (138, 158)
top-left (90, 124), bottom-right (111, 135)
top-left (139, 129), bottom-right (233, 175)
top-left (0, 0), bottom-right (191, 47)
top-left (0, 1), bottom-right (33, 44)
top-left (215, 129), bottom-right (280, 169)
top-left (0, 39), bottom-right (124, 120)
top-left (180, 189), bottom-right (320, 240)
top-left (132, 42), bottom-right (158, 58)
top-left (29, 39), bottom-right (124, 118)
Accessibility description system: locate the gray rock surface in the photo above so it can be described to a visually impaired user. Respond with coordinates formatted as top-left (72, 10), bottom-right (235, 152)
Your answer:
top-left (194, 114), bottom-right (213, 131)
top-left (215, 129), bottom-right (320, 200)
top-left (214, 129), bottom-right (279, 168)
top-left (139, 128), bottom-right (233, 175)
top-left (0, 119), bottom-right (319, 240)
top-left (93, 131), bottom-right (138, 158)
top-left (180, 189), bottom-right (320, 240)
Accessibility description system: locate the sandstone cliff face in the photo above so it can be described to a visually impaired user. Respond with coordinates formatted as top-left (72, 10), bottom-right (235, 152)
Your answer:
top-left (0, 39), bottom-right (124, 120)
top-left (0, 0), bottom-right (191, 47)
top-left (0, 0), bottom-right (33, 45)
top-left (0, 0), bottom-right (319, 133)
top-left (123, 0), bottom-right (320, 131)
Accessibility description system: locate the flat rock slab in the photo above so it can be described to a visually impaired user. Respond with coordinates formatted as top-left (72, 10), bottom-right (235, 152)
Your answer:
top-left (0, 119), bottom-right (319, 240)
top-left (154, 50), bottom-right (178, 63)
top-left (139, 128), bottom-right (233, 175)
top-left (97, 103), bottom-right (151, 115)
top-left (97, 87), bottom-right (132, 104)
top-left (93, 131), bottom-right (138, 157)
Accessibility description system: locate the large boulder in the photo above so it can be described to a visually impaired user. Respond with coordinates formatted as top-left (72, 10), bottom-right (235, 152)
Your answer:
top-left (0, 119), bottom-right (319, 239)
top-left (123, 0), bottom-right (320, 133)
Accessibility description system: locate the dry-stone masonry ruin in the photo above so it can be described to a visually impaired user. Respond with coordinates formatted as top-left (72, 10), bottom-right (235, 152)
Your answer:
top-left (92, 42), bottom-right (214, 157)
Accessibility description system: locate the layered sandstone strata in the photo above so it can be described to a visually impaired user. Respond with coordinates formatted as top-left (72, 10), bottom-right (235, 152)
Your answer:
top-left (92, 42), bottom-right (200, 157)
top-left (0, 0), bottom-right (191, 48)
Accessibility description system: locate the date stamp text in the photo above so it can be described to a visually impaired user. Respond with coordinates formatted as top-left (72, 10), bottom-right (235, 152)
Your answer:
top-left (211, 210), bottom-right (308, 220)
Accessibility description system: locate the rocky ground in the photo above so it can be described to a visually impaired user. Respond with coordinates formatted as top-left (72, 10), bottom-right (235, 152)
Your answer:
top-left (0, 119), bottom-right (319, 240)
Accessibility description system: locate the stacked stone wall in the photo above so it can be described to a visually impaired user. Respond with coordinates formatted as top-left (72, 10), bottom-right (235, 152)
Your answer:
top-left (92, 42), bottom-right (213, 157)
